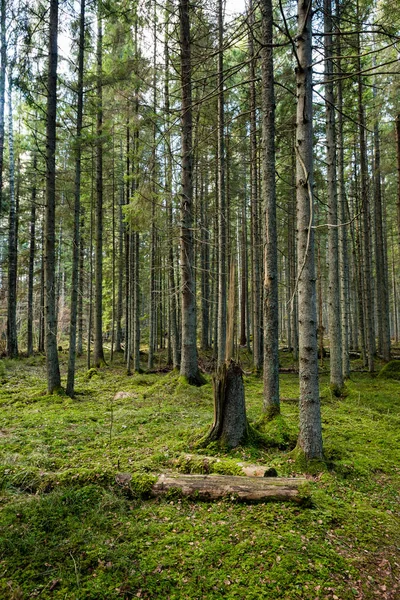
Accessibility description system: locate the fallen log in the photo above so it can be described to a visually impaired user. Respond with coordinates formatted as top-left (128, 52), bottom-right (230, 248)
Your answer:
top-left (151, 473), bottom-right (308, 503)
top-left (172, 453), bottom-right (277, 477)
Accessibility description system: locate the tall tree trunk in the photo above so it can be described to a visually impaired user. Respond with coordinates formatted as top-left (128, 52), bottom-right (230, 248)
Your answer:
top-left (94, 9), bottom-right (105, 367)
top-left (27, 153), bottom-right (37, 357)
top-left (66, 0), bottom-right (85, 397)
top-left (45, 0), bottom-right (61, 393)
top-left (373, 80), bottom-right (390, 362)
top-left (335, 1), bottom-right (350, 378)
top-left (396, 114), bottom-right (400, 249)
top-left (248, 0), bottom-right (261, 372)
top-left (38, 227), bottom-right (45, 353)
top-left (260, 0), bottom-right (279, 418)
top-left (115, 140), bottom-right (124, 353)
top-left (179, 0), bottom-right (202, 385)
top-left (164, 8), bottom-right (180, 368)
top-left (0, 0), bottom-right (5, 216)
top-left (7, 73), bottom-right (18, 358)
top-left (217, 0), bottom-right (226, 365)
top-left (356, 11), bottom-right (375, 372)
top-left (295, 0), bottom-right (323, 460)
top-left (148, 4), bottom-right (157, 370)
top-left (324, 0), bottom-right (343, 393)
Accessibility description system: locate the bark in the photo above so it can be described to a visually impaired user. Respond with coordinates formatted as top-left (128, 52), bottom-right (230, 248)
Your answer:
top-left (115, 140), bottom-right (124, 354)
top-left (202, 360), bottom-right (247, 449)
top-left (356, 17), bottom-right (375, 372)
top-left (324, 0), bottom-right (343, 392)
top-left (239, 202), bottom-right (247, 347)
top-left (45, 0), bottom-right (61, 392)
top-left (217, 0), bottom-right (226, 365)
top-left (248, 0), bottom-right (261, 372)
top-left (179, 0), bottom-right (202, 385)
top-left (0, 0), bottom-right (5, 215)
top-left (94, 11), bottom-right (105, 367)
top-left (148, 5), bottom-right (157, 370)
top-left (164, 12), bottom-right (180, 367)
top-left (7, 74), bottom-right (18, 358)
top-left (260, 0), bottom-right (279, 418)
top-left (295, 0), bottom-right (323, 460)
top-left (335, 3), bottom-right (350, 378)
top-left (396, 114), bottom-right (400, 249)
top-left (66, 0), bottom-right (85, 397)
top-left (373, 82), bottom-right (390, 362)
top-left (27, 153), bottom-right (37, 356)
top-left (150, 474), bottom-right (308, 503)
top-left (38, 228), bottom-right (45, 353)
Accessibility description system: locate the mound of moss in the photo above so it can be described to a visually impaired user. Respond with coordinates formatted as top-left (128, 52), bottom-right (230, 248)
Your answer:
top-left (378, 360), bottom-right (400, 381)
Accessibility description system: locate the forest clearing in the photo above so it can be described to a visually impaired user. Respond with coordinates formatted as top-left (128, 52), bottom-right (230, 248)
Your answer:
top-left (0, 351), bottom-right (400, 599)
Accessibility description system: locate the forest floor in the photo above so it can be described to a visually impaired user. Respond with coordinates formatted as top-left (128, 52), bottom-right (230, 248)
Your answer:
top-left (0, 349), bottom-right (399, 599)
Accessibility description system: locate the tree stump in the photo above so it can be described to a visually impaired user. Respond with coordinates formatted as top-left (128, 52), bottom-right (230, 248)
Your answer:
top-left (201, 360), bottom-right (247, 449)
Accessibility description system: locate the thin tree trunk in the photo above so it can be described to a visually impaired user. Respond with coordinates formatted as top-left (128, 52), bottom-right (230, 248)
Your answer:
top-left (179, 0), bottom-right (202, 385)
top-left (216, 0), bottom-right (226, 365)
top-left (66, 0), bottom-right (85, 396)
top-left (373, 81), bottom-right (390, 361)
top-left (94, 10), bottom-right (105, 367)
top-left (7, 73), bottom-right (18, 358)
top-left (260, 0), bottom-right (279, 418)
top-left (0, 0), bottom-right (5, 216)
top-left (324, 0), bottom-right (343, 392)
top-left (295, 0), bottom-right (323, 460)
top-left (45, 0), bottom-right (61, 393)
top-left (27, 153), bottom-right (37, 356)
top-left (38, 227), bottom-right (45, 353)
top-left (248, 0), bottom-right (261, 372)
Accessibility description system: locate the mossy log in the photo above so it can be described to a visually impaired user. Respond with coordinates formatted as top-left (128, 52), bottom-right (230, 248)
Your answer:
top-left (173, 453), bottom-right (277, 477)
top-left (151, 474), bottom-right (308, 503)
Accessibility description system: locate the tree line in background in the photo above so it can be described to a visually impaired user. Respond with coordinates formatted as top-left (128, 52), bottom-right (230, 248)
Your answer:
top-left (0, 0), bottom-right (399, 461)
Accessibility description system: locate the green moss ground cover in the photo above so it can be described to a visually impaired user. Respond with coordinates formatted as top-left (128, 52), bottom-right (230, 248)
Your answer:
top-left (0, 353), bottom-right (399, 599)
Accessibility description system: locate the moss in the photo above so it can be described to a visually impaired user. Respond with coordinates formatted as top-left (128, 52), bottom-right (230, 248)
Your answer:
top-left (175, 454), bottom-right (243, 476)
top-left (289, 446), bottom-right (327, 475)
top-left (85, 367), bottom-right (99, 380)
top-left (253, 414), bottom-right (297, 449)
top-left (129, 473), bottom-right (158, 497)
top-left (378, 360), bottom-right (400, 380)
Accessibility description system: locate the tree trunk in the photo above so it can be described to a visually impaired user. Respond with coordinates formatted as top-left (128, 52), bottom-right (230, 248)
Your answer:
top-left (94, 10), bottom-right (105, 368)
top-left (217, 0), bottom-right (226, 365)
top-left (66, 0), bottom-right (85, 397)
top-left (324, 0), bottom-right (343, 393)
top-left (295, 0), bottom-right (323, 460)
top-left (149, 473), bottom-right (308, 503)
top-left (396, 114), bottom-right (400, 250)
top-left (248, 0), bottom-right (261, 372)
top-left (202, 360), bottom-right (247, 449)
top-left (45, 0), bottom-right (61, 393)
top-left (260, 0), bottom-right (279, 418)
top-left (373, 80), bottom-right (390, 362)
top-left (179, 0), bottom-right (202, 385)
top-left (7, 73), bottom-right (18, 358)
top-left (27, 153), bottom-right (37, 357)
top-left (0, 0), bottom-right (5, 216)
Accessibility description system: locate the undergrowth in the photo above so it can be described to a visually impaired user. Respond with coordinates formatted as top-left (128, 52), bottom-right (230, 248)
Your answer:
top-left (0, 353), bottom-right (399, 599)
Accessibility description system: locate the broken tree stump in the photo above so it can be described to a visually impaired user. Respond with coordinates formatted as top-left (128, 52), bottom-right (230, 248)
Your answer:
top-left (151, 473), bottom-right (308, 503)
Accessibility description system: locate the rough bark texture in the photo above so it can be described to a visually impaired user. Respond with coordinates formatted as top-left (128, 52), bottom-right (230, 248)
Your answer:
top-left (396, 115), bottom-right (400, 251)
top-left (335, 2), bottom-right (350, 378)
top-left (179, 0), bottom-right (202, 385)
top-left (248, 0), bottom-right (261, 372)
top-left (0, 0), bottom-right (5, 215)
top-left (7, 77), bottom-right (18, 358)
top-left (202, 361), bottom-right (247, 449)
top-left (27, 154), bottom-right (37, 356)
top-left (373, 81), bottom-right (390, 362)
top-left (324, 0), bottom-right (343, 392)
top-left (45, 0), bottom-right (61, 392)
top-left (151, 474), bottom-right (308, 503)
top-left (94, 12), bottom-right (105, 368)
top-left (66, 0), bottom-right (85, 397)
top-left (217, 0), bottom-right (226, 365)
top-left (260, 0), bottom-right (279, 418)
top-left (295, 0), bottom-right (323, 460)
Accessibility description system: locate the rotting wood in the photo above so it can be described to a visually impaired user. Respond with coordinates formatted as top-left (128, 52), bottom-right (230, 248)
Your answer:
top-left (151, 473), bottom-right (308, 502)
